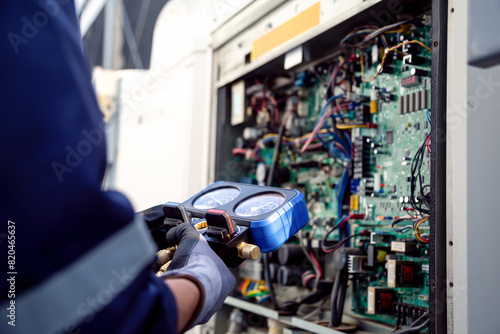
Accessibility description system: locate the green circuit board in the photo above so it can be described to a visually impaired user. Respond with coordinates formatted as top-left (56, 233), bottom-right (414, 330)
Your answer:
top-left (231, 21), bottom-right (432, 330)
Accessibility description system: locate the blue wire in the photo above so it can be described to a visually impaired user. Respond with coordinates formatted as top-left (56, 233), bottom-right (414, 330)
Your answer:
top-left (426, 109), bottom-right (431, 124)
top-left (320, 94), bottom-right (344, 117)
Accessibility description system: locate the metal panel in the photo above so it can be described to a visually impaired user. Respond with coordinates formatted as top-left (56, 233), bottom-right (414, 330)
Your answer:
top-left (212, 0), bottom-right (374, 88)
top-left (468, 0), bottom-right (500, 68)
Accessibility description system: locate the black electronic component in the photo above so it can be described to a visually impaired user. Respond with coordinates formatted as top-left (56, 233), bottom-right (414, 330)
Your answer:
top-left (380, 65), bottom-right (394, 74)
top-left (393, 303), bottom-right (429, 331)
top-left (370, 232), bottom-right (395, 244)
top-left (410, 68), bottom-right (429, 76)
top-left (353, 136), bottom-right (372, 179)
top-left (290, 160), bottom-right (321, 169)
top-left (350, 61), bottom-right (361, 73)
top-left (380, 93), bottom-right (396, 103)
top-left (367, 245), bottom-right (376, 266)
top-left (355, 105), bottom-right (371, 123)
top-left (403, 54), bottom-right (426, 66)
top-left (402, 40), bottom-right (420, 54)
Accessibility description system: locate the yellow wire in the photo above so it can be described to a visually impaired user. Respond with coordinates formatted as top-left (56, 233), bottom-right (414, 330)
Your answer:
top-left (414, 218), bottom-right (430, 243)
top-left (360, 40), bottom-right (432, 82)
top-left (415, 217), bottom-right (429, 229)
top-left (241, 279), bottom-right (251, 295)
top-left (336, 124), bottom-right (368, 130)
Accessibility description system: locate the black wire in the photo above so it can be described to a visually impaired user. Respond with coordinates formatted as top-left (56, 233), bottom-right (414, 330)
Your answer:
top-left (280, 290), bottom-right (331, 313)
top-left (410, 135), bottom-right (430, 215)
top-left (329, 270), bottom-right (348, 327)
top-left (362, 19), bottom-right (419, 44)
top-left (262, 109), bottom-right (288, 310)
top-left (391, 217), bottom-right (414, 233)
top-left (322, 233), bottom-right (360, 252)
top-left (267, 109), bottom-right (287, 186)
top-left (393, 320), bottom-right (430, 334)
top-left (262, 253), bottom-right (279, 309)
top-left (321, 223), bottom-right (340, 246)
top-left (393, 311), bottom-right (430, 333)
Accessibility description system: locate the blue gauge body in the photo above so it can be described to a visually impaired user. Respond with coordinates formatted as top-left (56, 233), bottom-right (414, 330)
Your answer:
top-left (182, 182), bottom-right (309, 253)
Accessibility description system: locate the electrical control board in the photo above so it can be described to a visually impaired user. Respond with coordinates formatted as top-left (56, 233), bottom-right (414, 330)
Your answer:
top-left (212, 1), bottom-right (438, 333)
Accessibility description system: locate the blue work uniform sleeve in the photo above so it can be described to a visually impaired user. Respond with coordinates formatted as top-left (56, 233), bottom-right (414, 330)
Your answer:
top-left (0, 1), bottom-right (177, 332)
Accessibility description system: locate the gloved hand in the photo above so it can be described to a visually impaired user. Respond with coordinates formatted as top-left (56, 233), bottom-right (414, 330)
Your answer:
top-left (162, 223), bottom-right (235, 327)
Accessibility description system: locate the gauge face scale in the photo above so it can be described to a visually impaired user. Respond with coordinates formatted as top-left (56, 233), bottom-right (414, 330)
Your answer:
top-left (193, 187), bottom-right (240, 209)
top-left (235, 193), bottom-right (286, 217)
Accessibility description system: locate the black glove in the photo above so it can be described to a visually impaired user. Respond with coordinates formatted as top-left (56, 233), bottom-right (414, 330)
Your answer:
top-left (162, 223), bottom-right (235, 326)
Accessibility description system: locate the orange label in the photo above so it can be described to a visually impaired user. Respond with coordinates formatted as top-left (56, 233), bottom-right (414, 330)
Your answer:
top-left (251, 2), bottom-right (320, 61)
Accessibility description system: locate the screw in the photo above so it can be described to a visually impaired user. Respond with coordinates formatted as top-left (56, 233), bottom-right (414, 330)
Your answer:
top-left (433, 40), bottom-right (439, 47)
top-left (451, 8), bottom-right (455, 13)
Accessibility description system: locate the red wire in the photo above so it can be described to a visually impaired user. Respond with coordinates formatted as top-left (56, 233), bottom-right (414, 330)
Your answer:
top-left (331, 59), bottom-right (348, 93)
top-left (232, 148), bottom-right (248, 156)
top-left (309, 249), bottom-right (323, 278)
top-left (302, 274), bottom-right (316, 290)
top-left (304, 143), bottom-right (323, 151)
top-left (238, 279), bottom-right (246, 291)
top-left (406, 207), bottom-right (418, 219)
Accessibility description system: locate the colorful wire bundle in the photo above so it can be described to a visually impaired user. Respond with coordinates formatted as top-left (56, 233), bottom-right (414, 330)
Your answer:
top-left (239, 278), bottom-right (271, 303)
top-left (390, 216), bottom-right (430, 244)
top-left (414, 218), bottom-right (430, 244)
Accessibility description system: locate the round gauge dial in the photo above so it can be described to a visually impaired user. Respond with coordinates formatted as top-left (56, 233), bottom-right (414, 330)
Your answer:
top-left (235, 193), bottom-right (285, 217)
top-left (193, 187), bottom-right (240, 209)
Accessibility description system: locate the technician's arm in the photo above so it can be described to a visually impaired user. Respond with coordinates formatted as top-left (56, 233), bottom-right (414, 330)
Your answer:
top-left (0, 1), bottom-right (225, 333)
top-left (165, 278), bottom-right (201, 332)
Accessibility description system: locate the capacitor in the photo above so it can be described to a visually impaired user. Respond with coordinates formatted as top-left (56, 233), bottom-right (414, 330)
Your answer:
top-left (374, 173), bottom-right (382, 192)
top-left (410, 68), bottom-right (429, 77)
top-left (256, 163), bottom-right (267, 186)
top-left (372, 44), bottom-right (380, 64)
top-left (370, 88), bottom-right (379, 114)
top-left (277, 244), bottom-right (306, 265)
top-left (277, 266), bottom-right (304, 286)
top-left (243, 127), bottom-right (258, 140)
